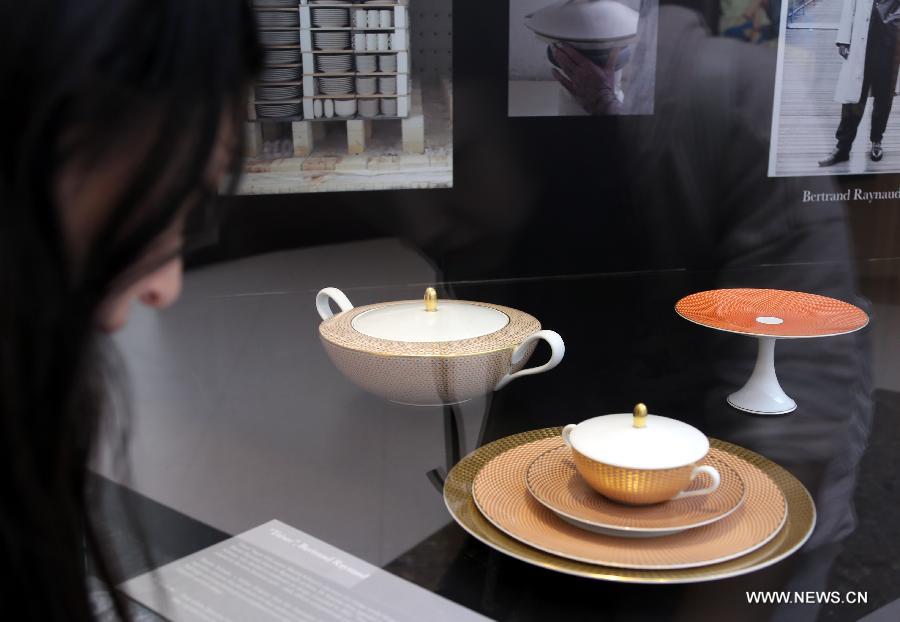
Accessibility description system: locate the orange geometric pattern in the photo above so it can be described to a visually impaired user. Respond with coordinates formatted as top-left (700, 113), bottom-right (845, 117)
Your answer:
top-left (675, 289), bottom-right (868, 338)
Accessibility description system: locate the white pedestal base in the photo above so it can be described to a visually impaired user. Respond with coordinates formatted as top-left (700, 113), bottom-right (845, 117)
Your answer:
top-left (727, 337), bottom-right (797, 415)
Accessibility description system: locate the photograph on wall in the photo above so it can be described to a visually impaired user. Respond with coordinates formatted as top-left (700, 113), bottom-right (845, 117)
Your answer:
top-left (769, 0), bottom-right (900, 177)
top-left (240, 0), bottom-right (452, 194)
top-left (508, 0), bottom-right (658, 117)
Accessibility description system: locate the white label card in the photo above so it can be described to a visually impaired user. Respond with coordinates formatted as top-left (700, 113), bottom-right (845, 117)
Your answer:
top-left (119, 520), bottom-right (489, 622)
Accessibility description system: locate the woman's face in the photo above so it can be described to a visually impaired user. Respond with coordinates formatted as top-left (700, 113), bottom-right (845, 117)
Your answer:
top-left (95, 228), bottom-right (185, 333)
top-left (58, 118), bottom-right (235, 334)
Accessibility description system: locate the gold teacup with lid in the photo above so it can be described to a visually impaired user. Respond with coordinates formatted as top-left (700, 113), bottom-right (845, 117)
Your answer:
top-left (562, 404), bottom-right (721, 505)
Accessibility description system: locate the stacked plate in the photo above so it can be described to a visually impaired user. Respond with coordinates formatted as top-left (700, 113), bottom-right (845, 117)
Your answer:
top-left (255, 102), bottom-right (301, 119)
top-left (260, 30), bottom-right (300, 46)
top-left (255, 85), bottom-right (301, 101)
top-left (312, 7), bottom-right (349, 27)
top-left (358, 98), bottom-right (378, 118)
top-left (444, 427), bottom-right (816, 583)
top-left (256, 11), bottom-right (299, 28)
top-left (317, 54), bottom-right (353, 73)
top-left (356, 76), bottom-right (377, 95)
top-left (260, 66), bottom-right (300, 82)
top-left (263, 48), bottom-right (300, 65)
top-left (356, 55), bottom-right (377, 73)
top-left (334, 99), bottom-right (357, 118)
top-left (380, 98), bottom-right (398, 116)
top-left (523, 444), bottom-right (749, 539)
top-left (378, 76), bottom-right (396, 95)
top-left (253, 3), bottom-right (301, 120)
top-left (317, 76), bottom-right (353, 95)
top-left (378, 54), bottom-right (396, 72)
top-left (313, 31), bottom-right (351, 50)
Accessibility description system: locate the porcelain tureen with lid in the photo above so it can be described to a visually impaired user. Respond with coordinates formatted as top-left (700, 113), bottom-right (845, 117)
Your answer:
top-left (316, 287), bottom-right (565, 406)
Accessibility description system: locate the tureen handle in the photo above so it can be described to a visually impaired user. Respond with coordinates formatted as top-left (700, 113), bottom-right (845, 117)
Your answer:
top-left (494, 330), bottom-right (565, 390)
top-left (316, 287), bottom-right (354, 320)
top-left (672, 466), bottom-right (721, 500)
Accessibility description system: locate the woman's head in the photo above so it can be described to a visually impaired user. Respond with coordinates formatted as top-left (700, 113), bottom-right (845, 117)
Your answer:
top-left (0, 0), bottom-right (260, 618)
top-left (56, 107), bottom-right (240, 333)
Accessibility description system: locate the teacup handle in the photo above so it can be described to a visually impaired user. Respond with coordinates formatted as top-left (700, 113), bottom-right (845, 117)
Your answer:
top-left (494, 330), bottom-right (565, 390)
top-left (316, 287), bottom-right (354, 320)
top-left (673, 466), bottom-right (721, 500)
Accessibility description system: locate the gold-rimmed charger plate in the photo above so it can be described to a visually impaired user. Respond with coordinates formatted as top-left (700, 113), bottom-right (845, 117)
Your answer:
top-left (474, 437), bottom-right (786, 570)
top-left (526, 445), bottom-right (746, 536)
top-left (444, 428), bottom-right (815, 584)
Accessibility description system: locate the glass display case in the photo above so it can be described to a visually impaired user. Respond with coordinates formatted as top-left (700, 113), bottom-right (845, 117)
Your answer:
top-left (88, 1), bottom-right (900, 621)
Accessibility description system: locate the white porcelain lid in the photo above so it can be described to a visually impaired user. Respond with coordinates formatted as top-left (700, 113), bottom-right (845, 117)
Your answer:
top-left (568, 412), bottom-right (709, 470)
top-left (351, 301), bottom-right (510, 343)
top-left (525, 0), bottom-right (639, 42)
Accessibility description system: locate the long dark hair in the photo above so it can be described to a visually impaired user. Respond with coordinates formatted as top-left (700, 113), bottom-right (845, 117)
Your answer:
top-left (0, 1), bottom-right (260, 619)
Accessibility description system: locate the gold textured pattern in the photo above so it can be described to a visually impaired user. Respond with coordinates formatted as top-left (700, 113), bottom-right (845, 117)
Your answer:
top-left (675, 289), bottom-right (869, 338)
top-left (526, 445), bottom-right (746, 532)
top-left (321, 339), bottom-right (536, 405)
top-left (570, 450), bottom-right (699, 505)
top-left (444, 428), bottom-right (815, 583)
top-left (473, 437), bottom-right (785, 570)
top-left (319, 300), bottom-right (541, 357)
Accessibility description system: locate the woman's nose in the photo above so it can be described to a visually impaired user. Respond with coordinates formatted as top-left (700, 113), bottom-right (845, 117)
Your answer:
top-left (139, 258), bottom-right (183, 309)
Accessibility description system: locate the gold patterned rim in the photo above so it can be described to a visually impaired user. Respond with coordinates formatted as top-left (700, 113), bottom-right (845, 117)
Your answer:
top-left (525, 445), bottom-right (747, 533)
top-left (319, 300), bottom-right (541, 358)
top-left (444, 428), bottom-right (815, 584)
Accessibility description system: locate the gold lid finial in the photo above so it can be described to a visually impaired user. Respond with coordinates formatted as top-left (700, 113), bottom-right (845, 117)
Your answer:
top-left (424, 287), bottom-right (438, 312)
top-left (633, 403), bottom-right (648, 428)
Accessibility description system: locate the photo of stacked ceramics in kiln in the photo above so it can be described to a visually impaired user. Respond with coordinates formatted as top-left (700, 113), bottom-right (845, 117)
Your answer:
top-left (254, 0), bottom-right (304, 120)
top-left (306, 0), bottom-right (410, 119)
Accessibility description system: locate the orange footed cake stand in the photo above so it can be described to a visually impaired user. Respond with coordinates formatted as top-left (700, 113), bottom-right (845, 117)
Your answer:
top-left (675, 289), bottom-right (869, 415)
